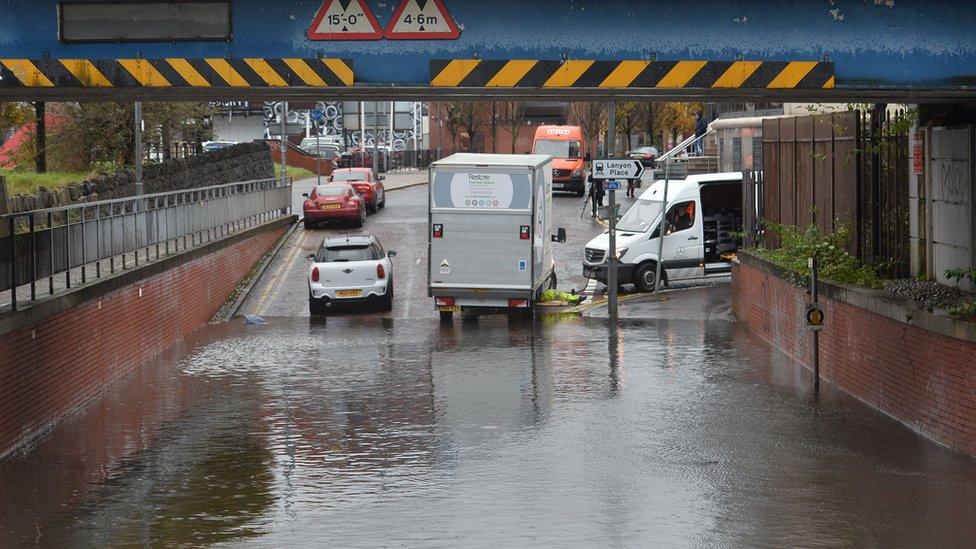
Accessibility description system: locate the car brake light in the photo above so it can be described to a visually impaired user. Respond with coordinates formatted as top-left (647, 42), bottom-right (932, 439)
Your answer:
top-left (508, 299), bottom-right (529, 309)
top-left (311, 266), bottom-right (320, 282)
top-left (436, 297), bottom-right (455, 306)
top-left (376, 263), bottom-right (386, 279)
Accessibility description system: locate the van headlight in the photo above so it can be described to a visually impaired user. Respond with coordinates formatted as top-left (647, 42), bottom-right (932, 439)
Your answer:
top-left (572, 169), bottom-right (583, 178)
top-left (616, 248), bottom-right (628, 259)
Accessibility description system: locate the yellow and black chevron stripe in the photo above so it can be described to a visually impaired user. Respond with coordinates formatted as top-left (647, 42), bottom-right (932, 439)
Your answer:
top-left (431, 60), bottom-right (834, 89)
top-left (0, 58), bottom-right (354, 88)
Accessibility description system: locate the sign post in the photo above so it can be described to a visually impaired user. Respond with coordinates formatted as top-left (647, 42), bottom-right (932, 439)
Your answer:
top-left (807, 256), bottom-right (824, 390)
top-left (591, 156), bottom-right (645, 318)
top-left (311, 108), bottom-right (324, 187)
top-left (654, 159), bottom-right (671, 293)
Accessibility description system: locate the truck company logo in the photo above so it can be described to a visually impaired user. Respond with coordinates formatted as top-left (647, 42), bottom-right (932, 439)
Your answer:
top-left (450, 173), bottom-right (514, 210)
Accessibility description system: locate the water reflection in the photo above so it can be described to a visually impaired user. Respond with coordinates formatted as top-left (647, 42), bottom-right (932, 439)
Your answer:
top-left (0, 315), bottom-right (974, 547)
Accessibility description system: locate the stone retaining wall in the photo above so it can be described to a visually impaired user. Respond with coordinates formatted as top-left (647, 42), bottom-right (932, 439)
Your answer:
top-left (5, 142), bottom-right (274, 213)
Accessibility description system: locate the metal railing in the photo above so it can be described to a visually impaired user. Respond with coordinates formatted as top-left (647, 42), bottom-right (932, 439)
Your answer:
top-left (1, 177), bottom-right (291, 312)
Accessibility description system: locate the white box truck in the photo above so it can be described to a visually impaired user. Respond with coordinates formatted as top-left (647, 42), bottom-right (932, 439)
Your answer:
top-left (428, 153), bottom-right (567, 320)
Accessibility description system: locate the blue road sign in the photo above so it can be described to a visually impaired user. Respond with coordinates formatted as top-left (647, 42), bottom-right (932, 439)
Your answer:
top-left (603, 180), bottom-right (621, 191)
top-left (311, 109), bottom-right (325, 122)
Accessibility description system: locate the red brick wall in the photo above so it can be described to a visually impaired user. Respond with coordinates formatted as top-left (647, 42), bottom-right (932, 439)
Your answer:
top-left (0, 222), bottom-right (287, 459)
top-left (733, 257), bottom-right (976, 456)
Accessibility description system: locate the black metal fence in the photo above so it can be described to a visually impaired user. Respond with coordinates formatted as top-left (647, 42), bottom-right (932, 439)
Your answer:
top-left (1, 177), bottom-right (291, 312)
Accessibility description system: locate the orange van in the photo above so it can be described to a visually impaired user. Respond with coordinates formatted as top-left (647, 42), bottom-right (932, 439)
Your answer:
top-left (532, 125), bottom-right (588, 196)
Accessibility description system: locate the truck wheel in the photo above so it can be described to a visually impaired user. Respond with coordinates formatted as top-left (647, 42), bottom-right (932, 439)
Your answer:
top-left (439, 310), bottom-right (454, 322)
top-left (634, 262), bottom-right (659, 293)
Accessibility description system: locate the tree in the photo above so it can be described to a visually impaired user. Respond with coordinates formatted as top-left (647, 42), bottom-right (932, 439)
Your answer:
top-left (484, 102), bottom-right (501, 153)
top-left (614, 102), bottom-right (640, 152)
top-left (142, 102), bottom-right (216, 160)
top-left (0, 102), bottom-right (31, 134)
top-left (635, 102), bottom-right (665, 149)
top-left (656, 102), bottom-right (701, 148)
top-left (502, 101), bottom-right (525, 154)
top-left (443, 102), bottom-right (464, 152)
top-left (569, 102), bottom-right (605, 157)
top-left (457, 102), bottom-right (480, 152)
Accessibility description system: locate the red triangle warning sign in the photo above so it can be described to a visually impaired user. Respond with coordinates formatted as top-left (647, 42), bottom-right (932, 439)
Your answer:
top-left (308, 0), bottom-right (384, 41)
top-left (384, 0), bottom-right (461, 40)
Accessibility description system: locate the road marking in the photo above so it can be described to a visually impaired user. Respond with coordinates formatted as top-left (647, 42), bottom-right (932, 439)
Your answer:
top-left (254, 229), bottom-right (308, 316)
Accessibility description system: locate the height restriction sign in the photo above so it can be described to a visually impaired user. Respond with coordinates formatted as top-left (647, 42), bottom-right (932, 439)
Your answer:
top-left (385, 0), bottom-right (461, 40)
top-left (308, 0), bottom-right (384, 40)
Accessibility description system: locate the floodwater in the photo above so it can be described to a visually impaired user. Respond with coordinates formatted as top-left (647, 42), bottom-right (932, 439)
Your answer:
top-left (2, 315), bottom-right (975, 547)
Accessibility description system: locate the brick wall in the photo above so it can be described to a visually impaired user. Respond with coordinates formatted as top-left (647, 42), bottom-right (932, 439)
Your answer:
top-left (732, 253), bottom-right (976, 456)
top-left (269, 140), bottom-right (335, 177)
top-left (0, 219), bottom-right (289, 460)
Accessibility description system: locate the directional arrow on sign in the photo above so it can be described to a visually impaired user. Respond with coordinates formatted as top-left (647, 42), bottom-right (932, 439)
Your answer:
top-left (308, 0), bottom-right (384, 41)
top-left (385, 0), bottom-right (461, 40)
top-left (590, 159), bottom-right (645, 180)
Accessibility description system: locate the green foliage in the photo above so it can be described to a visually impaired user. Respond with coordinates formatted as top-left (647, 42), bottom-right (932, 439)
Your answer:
top-left (274, 163), bottom-right (316, 180)
top-left (0, 168), bottom-right (92, 195)
top-left (753, 222), bottom-right (883, 288)
top-left (947, 301), bottom-right (976, 323)
top-left (944, 268), bottom-right (976, 287)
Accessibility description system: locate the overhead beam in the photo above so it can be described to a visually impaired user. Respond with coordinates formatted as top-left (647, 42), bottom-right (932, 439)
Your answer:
top-left (1, 85), bottom-right (973, 104)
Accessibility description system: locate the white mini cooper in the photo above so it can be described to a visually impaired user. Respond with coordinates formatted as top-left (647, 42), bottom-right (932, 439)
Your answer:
top-left (307, 235), bottom-right (396, 315)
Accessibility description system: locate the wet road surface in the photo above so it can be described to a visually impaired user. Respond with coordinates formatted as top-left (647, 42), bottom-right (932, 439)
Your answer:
top-left (2, 315), bottom-right (975, 547)
top-left (2, 178), bottom-right (976, 547)
top-left (241, 178), bottom-right (627, 319)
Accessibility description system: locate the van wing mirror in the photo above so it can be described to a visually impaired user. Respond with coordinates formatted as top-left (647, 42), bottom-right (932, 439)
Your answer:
top-left (584, 153), bottom-right (592, 162)
top-left (551, 228), bottom-right (567, 243)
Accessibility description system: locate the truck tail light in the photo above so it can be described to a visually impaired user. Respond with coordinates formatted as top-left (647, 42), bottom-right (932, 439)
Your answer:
top-left (519, 226), bottom-right (530, 240)
top-left (432, 224), bottom-right (444, 238)
top-left (311, 266), bottom-right (320, 282)
top-left (376, 263), bottom-right (386, 279)
top-left (436, 297), bottom-right (455, 307)
top-left (508, 299), bottom-right (529, 309)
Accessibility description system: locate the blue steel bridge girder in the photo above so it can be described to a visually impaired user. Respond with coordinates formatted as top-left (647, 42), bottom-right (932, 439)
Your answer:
top-left (0, 0), bottom-right (974, 100)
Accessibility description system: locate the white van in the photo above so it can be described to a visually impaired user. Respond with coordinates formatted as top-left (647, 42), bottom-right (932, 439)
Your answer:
top-left (582, 172), bottom-right (743, 291)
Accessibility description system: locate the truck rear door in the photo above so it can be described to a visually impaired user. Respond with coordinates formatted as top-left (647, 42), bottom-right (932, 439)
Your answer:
top-left (429, 169), bottom-right (535, 290)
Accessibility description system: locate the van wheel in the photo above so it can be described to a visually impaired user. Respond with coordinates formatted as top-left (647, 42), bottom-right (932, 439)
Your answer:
top-left (634, 262), bottom-right (660, 293)
top-left (576, 187), bottom-right (585, 197)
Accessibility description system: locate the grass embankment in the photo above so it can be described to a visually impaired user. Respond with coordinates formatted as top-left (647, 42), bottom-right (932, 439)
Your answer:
top-left (273, 163), bottom-right (317, 181)
top-left (0, 169), bottom-right (92, 195)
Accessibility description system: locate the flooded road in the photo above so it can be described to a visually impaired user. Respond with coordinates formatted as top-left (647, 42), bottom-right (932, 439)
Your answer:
top-left (2, 314), bottom-right (975, 547)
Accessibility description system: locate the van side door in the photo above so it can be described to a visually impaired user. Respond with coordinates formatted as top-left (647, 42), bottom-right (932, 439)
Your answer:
top-left (661, 199), bottom-right (704, 280)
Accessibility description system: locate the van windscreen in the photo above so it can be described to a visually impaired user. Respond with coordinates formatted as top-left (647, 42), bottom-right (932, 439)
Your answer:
top-left (617, 199), bottom-right (664, 233)
top-left (533, 139), bottom-right (581, 159)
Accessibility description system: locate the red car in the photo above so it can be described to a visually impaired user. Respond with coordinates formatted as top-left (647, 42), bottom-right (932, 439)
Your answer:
top-left (329, 168), bottom-right (386, 213)
top-left (302, 184), bottom-right (366, 229)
